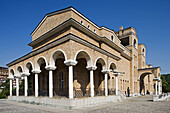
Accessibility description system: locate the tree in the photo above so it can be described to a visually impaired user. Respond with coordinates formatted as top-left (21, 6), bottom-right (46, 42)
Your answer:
top-left (161, 74), bottom-right (170, 93)
top-left (0, 79), bottom-right (10, 99)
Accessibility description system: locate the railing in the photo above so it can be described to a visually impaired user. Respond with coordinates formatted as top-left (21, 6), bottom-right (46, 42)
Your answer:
top-left (39, 90), bottom-right (49, 96)
top-left (108, 88), bottom-right (116, 95)
top-left (118, 90), bottom-right (126, 100)
top-left (54, 89), bottom-right (68, 97)
top-left (19, 91), bottom-right (24, 96)
top-left (74, 88), bottom-right (90, 98)
top-left (94, 88), bottom-right (105, 96)
top-left (153, 92), bottom-right (170, 101)
top-left (12, 90), bottom-right (16, 96)
top-left (28, 90), bottom-right (34, 96)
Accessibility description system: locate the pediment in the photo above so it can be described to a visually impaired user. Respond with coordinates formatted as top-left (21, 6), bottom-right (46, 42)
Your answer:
top-left (31, 7), bottom-right (73, 41)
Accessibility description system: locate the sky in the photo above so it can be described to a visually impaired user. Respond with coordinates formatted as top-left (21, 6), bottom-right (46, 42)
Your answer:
top-left (0, 0), bottom-right (170, 74)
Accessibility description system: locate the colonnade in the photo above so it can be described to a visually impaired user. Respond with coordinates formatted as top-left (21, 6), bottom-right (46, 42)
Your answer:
top-left (9, 60), bottom-right (120, 99)
top-left (153, 78), bottom-right (162, 95)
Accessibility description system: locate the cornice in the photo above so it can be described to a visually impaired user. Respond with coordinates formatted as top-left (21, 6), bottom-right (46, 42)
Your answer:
top-left (29, 18), bottom-right (131, 58)
top-left (138, 67), bottom-right (160, 71)
top-left (7, 33), bottom-right (124, 67)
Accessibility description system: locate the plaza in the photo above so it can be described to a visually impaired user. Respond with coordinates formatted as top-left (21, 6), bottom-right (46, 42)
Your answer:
top-left (1, 96), bottom-right (170, 113)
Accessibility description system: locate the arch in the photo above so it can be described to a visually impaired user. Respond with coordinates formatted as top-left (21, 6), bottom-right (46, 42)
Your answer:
top-left (25, 61), bottom-right (34, 73)
top-left (16, 65), bottom-right (24, 77)
top-left (50, 49), bottom-right (67, 66)
top-left (9, 68), bottom-right (15, 78)
top-left (140, 72), bottom-right (152, 80)
top-left (94, 57), bottom-right (107, 70)
top-left (109, 62), bottom-right (117, 71)
top-left (139, 72), bottom-right (153, 94)
top-left (74, 50), bottom-right (92, 66)
top-left (35, 56), bottom-right (48, 70)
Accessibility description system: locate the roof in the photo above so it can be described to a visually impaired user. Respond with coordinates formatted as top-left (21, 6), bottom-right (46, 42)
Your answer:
top-left (138, 67), bottom-right (160, 71)
top-left (30, 6), bottom-right (129, 37)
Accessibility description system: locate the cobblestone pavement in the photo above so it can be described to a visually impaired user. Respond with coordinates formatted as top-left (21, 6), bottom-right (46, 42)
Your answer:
top-left (0, 96), bottom-right (170, 113)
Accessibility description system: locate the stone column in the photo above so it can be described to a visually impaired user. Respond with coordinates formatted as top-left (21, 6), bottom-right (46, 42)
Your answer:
top-left (115, 75), bottom-right (118, 95)
top-left (8, 77), bottom-right (14, 96)
top-left (105, 74), bottom-right (108, 96)
top-left (10, 79), bottom-right (13, 96)
top-left (45, 66), bottom-right (56, 98)
top-left (153, 78), bottom-right (159, 96)
top-left (64, 60), bottom-right (77, 99)
top-left (15, 76), bottom-right (20, 96)
top-left (102, 70), bottom-right (110, 96)
top-left (155, 81), bottom-right (158, 95)
top-left (32, 70), bottom-right (41, 97)
top-left (122, 79), bottom-right (123, 90)
top-left (87, 66), bottom-right (97, 97)
top-left (158, 79), bottom-right (161, 95)
top-left (22, 72), bottom-right (30, 97)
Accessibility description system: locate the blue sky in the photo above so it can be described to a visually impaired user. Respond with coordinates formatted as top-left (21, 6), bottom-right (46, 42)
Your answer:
top-left (0, 0), bottom-right (170, 74)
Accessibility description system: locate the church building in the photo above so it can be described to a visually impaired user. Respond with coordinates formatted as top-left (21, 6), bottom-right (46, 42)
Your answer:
top-left (7, 6), bottom-right (161, 108)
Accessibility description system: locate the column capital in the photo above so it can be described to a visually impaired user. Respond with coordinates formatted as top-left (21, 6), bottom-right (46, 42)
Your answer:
top-left (64, 60), bottom-right (77, 66)
top-left (45, 65), bottom-right (56, 71)
top-left (86, 66), bottom-right (97, 71)
top-left (21, 72), bottom-right (30, 76)
top-left (32, 69), bottom-right (41, 74)
top-left (153, 78), bottom-right (159, 81)
top-left (8, 76), bottom-right (14, 80)
top-left (15, 75), bottom-right (21, 78)
top-left (101, 70), bottom-right (110, 74)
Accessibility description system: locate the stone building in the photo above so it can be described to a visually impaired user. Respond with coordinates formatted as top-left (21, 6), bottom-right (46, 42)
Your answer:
top-left (7, 7), bottom-right (161, 103)
top-left (0, 67), bottom-right (8, 84)
top-left (0, 67), bottom-right (8, 92)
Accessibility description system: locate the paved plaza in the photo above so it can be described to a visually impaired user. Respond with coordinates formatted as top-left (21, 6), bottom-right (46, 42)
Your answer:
top-left (0, 96), bottom-right (170, 113)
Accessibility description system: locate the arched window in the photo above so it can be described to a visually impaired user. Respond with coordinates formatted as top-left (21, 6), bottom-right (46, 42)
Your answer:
top-left (133, 39), bottom-right (137, 48)
top-left (142, 48), bottom-right (145, 56)
top-left (80, 20), bottom-right (83, 25)
top-left (111, 35), bottom-right (114, 41)
top-left (87, 25), bottom-right (90, 29)
top-left (60, 72), bottom-right (64, 89)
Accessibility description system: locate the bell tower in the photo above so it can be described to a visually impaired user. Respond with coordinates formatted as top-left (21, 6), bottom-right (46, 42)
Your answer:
top-left (118, 26), bottom-right (139, 96)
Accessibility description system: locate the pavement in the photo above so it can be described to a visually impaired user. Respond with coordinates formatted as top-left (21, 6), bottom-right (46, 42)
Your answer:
top-left (0, 95), bottom-right (170, 113)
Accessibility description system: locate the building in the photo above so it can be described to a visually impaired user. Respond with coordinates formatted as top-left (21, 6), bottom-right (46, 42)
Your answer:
top-left (7, 7), bottom-right (162, 107)
top-left (0, 67), bottom-right (8, 84)
top-left (0, 67), bottom-right (8, 92)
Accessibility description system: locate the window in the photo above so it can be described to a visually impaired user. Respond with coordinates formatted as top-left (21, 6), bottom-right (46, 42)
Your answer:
top-left (133, 39), bottom-right (137, 48)
top-left (87, 25), bottom-right (90, 29)
top-left (120, 37), bottom-right (129, 46)
top-left (111, 35), bottom-right (114, 41)
top-left (94, 29), bottom-right (96, 33)
top-left (143, 48), bottom-right (145, 53)
top-left (60, 72), bottom-right (64, 89)
top-left (80, 20), bottom-right (83, 25)
top-left (142, 48), bottom-right (145, 56)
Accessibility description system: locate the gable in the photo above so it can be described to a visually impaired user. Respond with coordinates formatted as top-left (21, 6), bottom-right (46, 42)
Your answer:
top-left (31, 10), bottom-right (72, 41)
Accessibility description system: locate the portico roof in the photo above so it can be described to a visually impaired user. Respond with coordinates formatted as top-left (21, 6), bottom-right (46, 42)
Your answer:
top-left (138, 67), bottom-right (160, 71)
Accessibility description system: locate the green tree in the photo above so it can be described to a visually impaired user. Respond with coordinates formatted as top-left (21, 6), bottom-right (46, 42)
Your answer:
top-left (19, 79), bottom-right (24, 95)
top-left (161, 75), bottom-right (169, 93)
top-left (0, 79), bottom-right (10, 99)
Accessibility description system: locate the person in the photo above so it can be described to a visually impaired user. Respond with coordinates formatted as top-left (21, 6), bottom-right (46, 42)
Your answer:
top-left (127, 87), bottom-right (130, 97)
